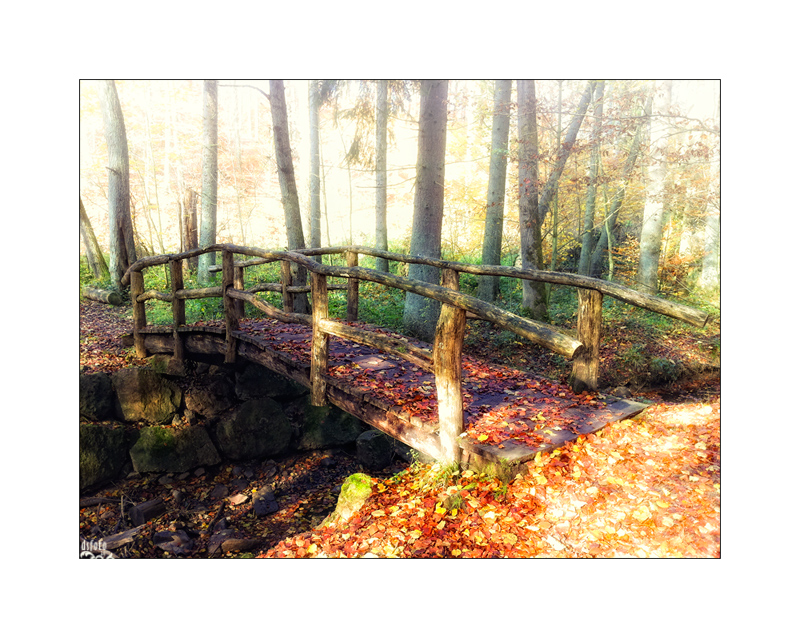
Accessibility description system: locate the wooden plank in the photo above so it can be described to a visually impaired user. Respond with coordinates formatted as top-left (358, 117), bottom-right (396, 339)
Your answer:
top-left (326, 383), bottom-right (444, 461)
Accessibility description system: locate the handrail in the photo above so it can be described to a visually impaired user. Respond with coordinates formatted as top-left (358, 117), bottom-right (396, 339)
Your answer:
top-left (122, 243), bottom-right (711, 464)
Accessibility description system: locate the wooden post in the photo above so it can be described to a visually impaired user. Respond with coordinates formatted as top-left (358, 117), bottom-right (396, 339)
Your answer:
top-left (130, 270), bottom-right (147, 358)
top-left (345, 250), bottom-right (359, 322)
top-left (433, 269), bottom-right (466, 465)
top-left (310, 271), bottom-right (329, 406)
top-left (569, 288), bottom-right (603, 393)
top-left (170, 260), bottom-right (186, 363)
top-left (233, 265), bottom-right (245, 318)
top-left (281, 260), bottom-right (293, 313)
top-left (222, 250), bottom-right (239, 364)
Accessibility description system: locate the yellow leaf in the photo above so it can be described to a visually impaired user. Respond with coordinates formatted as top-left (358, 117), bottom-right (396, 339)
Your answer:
top-left (450, 509), bottom-right (459, 517)
top-left (536, 475), bottom-right (547, 485)
top-left (656, 500), bottom-right (670, 508)
top-left (452, 549), bottom-right (462, 557)
top-left (371, 510), bottom-right (385, 517)
top-left (409, 530), bottom-right (422, 539)
top-left (632, 506), bottom-right (650, 522)
top-left (478, 434), bottom-right (489, 442)
top-left (435, 505), bottom-right (447, 515)
top-left (308, 543), bottom-right (317, 554)
top-left (436, 520), bottom-right (446, 530)
top-left (376, 483), bottom-right (386, 492)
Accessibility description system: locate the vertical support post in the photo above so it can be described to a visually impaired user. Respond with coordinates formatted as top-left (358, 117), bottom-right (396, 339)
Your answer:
top-left (345, 250), bottom-right (359, 322)
top-left (280, 260), bottom-right (293, 314)
top-left (170, 259), bottom-right (186, 363)
top-left (310, 271), bottom-right (329, 406)
top-left (233, 264), bottom-right (245, 318)
top-left (433, 269), bottom-right (466, 465)
top-left (569, 288), bottom-right (603, 393)
top-left (130, 270), bottom-right (147, 358)
top-left (222, 250), bottom-right (239, 364)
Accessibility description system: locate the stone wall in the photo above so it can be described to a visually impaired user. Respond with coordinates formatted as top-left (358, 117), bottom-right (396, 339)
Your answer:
top-left (79, 359), bottom-right (380, 492)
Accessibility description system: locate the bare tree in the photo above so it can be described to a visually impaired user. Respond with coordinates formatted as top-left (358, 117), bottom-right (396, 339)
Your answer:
top-left (198, 80), bottom-right (218, 285)
top-left (97, 80), bottom-right (137, 287)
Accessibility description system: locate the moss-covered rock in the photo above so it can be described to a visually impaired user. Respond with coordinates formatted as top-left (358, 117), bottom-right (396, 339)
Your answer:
top-left (80, 423), bottom-right (128, 491)
top-left (129, 425), bottom-right (220, 473)
top-left (112, 368), bottom-right (181, 424)
top-left (215, 398), bottom-right (293, 460)
top-left (79, 372), bottom-right (114, 421)
top-left (319, 472), bottom-right (373, 527)
top-left (286, 396), bottom-right (366, 451)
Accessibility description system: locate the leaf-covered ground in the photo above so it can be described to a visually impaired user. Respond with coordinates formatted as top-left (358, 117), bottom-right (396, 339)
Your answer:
top-left (262, 399), bottom-right (720, 558)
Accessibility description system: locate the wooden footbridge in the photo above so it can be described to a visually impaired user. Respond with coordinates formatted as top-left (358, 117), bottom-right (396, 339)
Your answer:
top-left (121, 244), bottom-right (709, 472)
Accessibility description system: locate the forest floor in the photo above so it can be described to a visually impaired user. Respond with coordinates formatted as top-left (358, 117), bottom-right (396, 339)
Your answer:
top-left (79, 300), bottom-right (720, 558)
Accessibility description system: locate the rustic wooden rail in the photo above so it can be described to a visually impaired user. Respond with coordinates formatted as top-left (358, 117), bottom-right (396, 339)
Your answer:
top-left (121, 243), bottom-right (709, 464)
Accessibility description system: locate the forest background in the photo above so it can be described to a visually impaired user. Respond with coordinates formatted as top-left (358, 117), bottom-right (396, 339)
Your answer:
top-left (79, 79), bottom-right (720, 320)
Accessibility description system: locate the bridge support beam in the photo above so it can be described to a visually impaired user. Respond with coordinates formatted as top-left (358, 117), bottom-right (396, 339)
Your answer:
top-left (310, 272), bottom-right (329, 406)
top-left (222, 250), bottom-right (239, 364)
top-left (130, 270), bottom-right (147, 358)
top-left (569, 289), bottom-right (603, 393)
top-left (434, 269), bottom-right (466, 464)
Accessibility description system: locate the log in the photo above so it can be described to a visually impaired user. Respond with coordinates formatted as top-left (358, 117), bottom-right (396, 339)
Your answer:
top-left (170, 260), bottom-right (185, 363)
top-left (345, 250), bottom-right (359, 321)
top-left (130, 271), bottom-right (147, 358)
top-left (434, 269), bottom-right (466, 464)
top-left (227, 289), bottom-right (312, 326)
top-left (82, 287), bottom-right (123, 306)
top-left (318, 318), bottom-right (433, 371)
top-left (310, 272), bottom-right (329, 406)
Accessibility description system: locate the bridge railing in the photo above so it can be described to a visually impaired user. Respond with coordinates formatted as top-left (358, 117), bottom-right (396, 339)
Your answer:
top-left (122, 243), bottom-right (709, 463)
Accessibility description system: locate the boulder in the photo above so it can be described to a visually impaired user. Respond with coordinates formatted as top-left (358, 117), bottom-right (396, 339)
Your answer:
top-left (319, 473), bottom-right (373, 527)
top-left (129, 425), bottom-right (221, 473)
top-left (184, 375), bottom-right (236, 418)
top-left (80, 423), bottom-right (128, 490)
top-left (215, 398), bottom-right (293, 460)
top-left (112, 368), bottom-right (181, 424)
top-left (235, 364), bottom-right (307, 401)
top-left (356, 429), bottom-right (394, 470)
top-left (253, 485), bottom-right (279, 516)
top-left (285, 396), bottom-right (366, 451)
top-left (79, 372), bottom-right (114, 421)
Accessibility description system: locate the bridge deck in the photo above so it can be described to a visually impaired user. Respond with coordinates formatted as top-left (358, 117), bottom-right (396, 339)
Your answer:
top-left (140, 318), bottom-right (646, 471)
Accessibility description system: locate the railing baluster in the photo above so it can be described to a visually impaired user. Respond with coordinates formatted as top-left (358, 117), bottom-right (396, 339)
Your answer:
top-left (281, 260), bottom-right (293, 314)
top-left (434, 268), bottom-right (466, 464)
top-left (130, 270), bottom-right (147, 358)
top-left (222, 250), bottom-right (239, 364)
top-left (170, 259), bottom-right (185, 363)
top-left (345, 250), bottom-right (359, 322)
top-left (569, 288), bottom-right (603, 393)
top-left (233, 264), bottom-right (245, 318)
top-left (310, 271), bottom-right (329, 406)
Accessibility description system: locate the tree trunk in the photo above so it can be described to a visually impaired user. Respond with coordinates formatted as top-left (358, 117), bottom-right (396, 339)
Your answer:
top-left (517, 79), bottom-right (547, 320)
top-left (79, 197), bottom-right (109, 279)
top-left (477, 79), bottom-right (512, 302)
top-left (198, 80), bottom-right (218, 285)
top-left (403, 79), bottom-right (448, 342)
top-left (97, 80), bottom-right (137, 288)
top-left (308, 80), bottom-right (322, 260)
top-left (82, 287), bottom-right (122, 305)
top-left (579, 81), bottom-right (605, 275)
top-left (637, 80), bottom-right (672, 293)
top-left (270, 80), bottom-right (310, 314)
top-left (588, 95), bottom-right (651, 278)
top-left (375, 79), bottom-right (390, 272)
